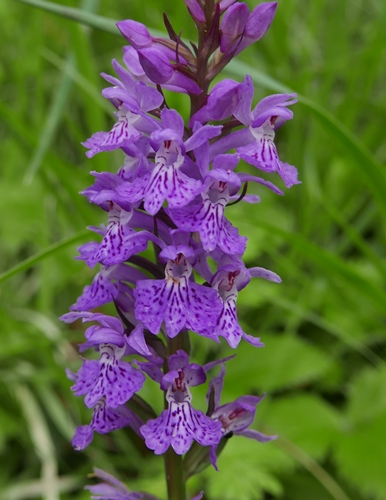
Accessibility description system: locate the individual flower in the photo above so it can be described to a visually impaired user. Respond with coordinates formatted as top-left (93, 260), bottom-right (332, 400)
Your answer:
top-left (116, 108), bottom-right (222, 215)
top-left (134, 243), bottom-right (222, 339)
top-left (79, 202), bottom-right (162, 269)
top-left (72, 398), bottom-right (142, 451)
top-left (64, 313), bottom-right (146, 408)
top-left (140, 350), bottom-right (223, 455)
top-left (70, 263), bottom-right (145, 312)
top-left (207, 75), bottom-right (299, 187)
top-left (211, 255), bottom-right (281, 347)
top-left (207, 365), bottom-right (276, 469)
top-left (169, 154), bottom-right (247, 254)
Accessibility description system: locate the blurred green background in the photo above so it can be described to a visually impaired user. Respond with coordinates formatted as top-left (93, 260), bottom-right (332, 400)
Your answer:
top-left (1, 0), bottom-right (386, 499)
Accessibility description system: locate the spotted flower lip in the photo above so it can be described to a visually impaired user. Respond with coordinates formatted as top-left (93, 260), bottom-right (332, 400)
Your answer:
top-left (72, 399), bottom-right (142, 451)
top-left (134, 245), bottom-right (222, 339)
top-left (140, 351), bottom-right (224, 455)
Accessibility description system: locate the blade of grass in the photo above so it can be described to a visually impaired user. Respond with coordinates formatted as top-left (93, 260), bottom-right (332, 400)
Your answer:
top-left (14, 0), bottom-right (118, 34)
top-left (0, 229), bottom-right (89, 283)
top-left (23, 53), bottom-right (75, 184)
top-left (0, 100), bottom-right (95, 225)
top-left (0, 476), bottom-right (82, 500)
top-left (272, 296), bottom-right (383, 367)
top-left (13, 385), bottom-right (59, 500)
top-left (255, 219), bottom-right (386, 310)
top-left (273, 433), bottom-right (352, 500)
top-left (41, 48), bottom-right (111, 114)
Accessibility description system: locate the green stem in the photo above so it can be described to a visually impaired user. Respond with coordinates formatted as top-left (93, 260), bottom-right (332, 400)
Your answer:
top-left (164, 332), bottom-right (188, 500)
top-left (164, 447), bottom-right (186, 500)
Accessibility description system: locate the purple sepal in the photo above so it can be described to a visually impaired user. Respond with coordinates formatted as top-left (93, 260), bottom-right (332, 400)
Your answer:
top-left (233, 2), bottom-right (278, 57)
top-left (249, 266), bottom-right (281, 283)
top-left (219, 0), bottom-right (237, 12)
top-left (220, 3), bottom-right (249, 54)
top-left (183, 0), bottom-right (205, 22)
top-left (138, 48), bottom-right (201, 95)
top-left (202, 355), bottom-right (235, 374)
top-left (191, 493), bottom-right (204, 500)
top-left (189, 78), bottom-right (242, 126)
top-left (238, 428), bottom-right (277, 442)
top-left (116, 20), bottom-right (152, 49)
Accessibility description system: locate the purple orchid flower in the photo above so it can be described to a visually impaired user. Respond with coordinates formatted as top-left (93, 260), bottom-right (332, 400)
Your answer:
top-left (220, 2), bottom-right (278, 58)
top-left (72, 398), bottom-right (142, 451)
top-left (207, 364), bottom-right (276, 469)
top-left (82, 61), bottom-right (163, 158)
top-left (78, 202), bottom-right (163, 269)
top-left (85, 468), bottom-right (160, 500)
top-left (117, 108), bottom-right (222, 215)
top-left (140, 350), bottom-right (223, 455)
top-left (169, 154), bottom-right (247, 254)
top-left (70, 263), bottom-right (145, 312)
top-left (64, 313), bottom-right (146, 408)
top-left (134, 243), bottom-right (222, 339)
top-left (211, 255), bottom-right (281, 347)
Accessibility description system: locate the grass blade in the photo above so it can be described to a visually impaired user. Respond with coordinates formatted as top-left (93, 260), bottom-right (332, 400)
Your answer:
top-left (23, 54), bottom-right (75, 184)
top-left (0, 229), bottom-right (89, 283)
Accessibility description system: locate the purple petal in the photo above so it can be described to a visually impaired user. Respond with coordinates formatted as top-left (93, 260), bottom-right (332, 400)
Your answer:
top-left (116, 20), bottom-right (152, 49)
top-left (183, 0), bottom-right (205, 22)
top-left (187, 282), bottom-right (222, 339)
top-left (134, 279), bottom-right (167, 334)
top-left (72, 425), bottom-right (94, 451)
top-left (248, 266), bottom-right (281, 283)
top-left (85, 348), bottom-right (145, 408)
top-left (278, 162), bottom-right (301, 188)
top-left (237, 428), bottom-right (277, 442)
top-left (71, 360), bottom-right (99, 396)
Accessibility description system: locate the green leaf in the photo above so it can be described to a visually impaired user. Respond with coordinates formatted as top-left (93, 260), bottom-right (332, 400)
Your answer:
top-left (201, 437), bottom-right (293, 500)
top-left (334, 412), bottom-right (386, 500)
top-left (224, 333), bottom-right (332, 395)
top-left (346, 366), bottom-right (386, 427)
top-left (264, 394), bottom-right (342, 460)
top-left (254, 219), bottom-right (386, 310)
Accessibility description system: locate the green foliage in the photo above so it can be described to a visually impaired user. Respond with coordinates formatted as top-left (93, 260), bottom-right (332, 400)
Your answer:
top-left (1, 0), bottom-right (386, 499)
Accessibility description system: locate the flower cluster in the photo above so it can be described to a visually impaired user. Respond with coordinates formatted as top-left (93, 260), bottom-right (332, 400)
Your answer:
top-left (62, 0), bottom-right (299, 497)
